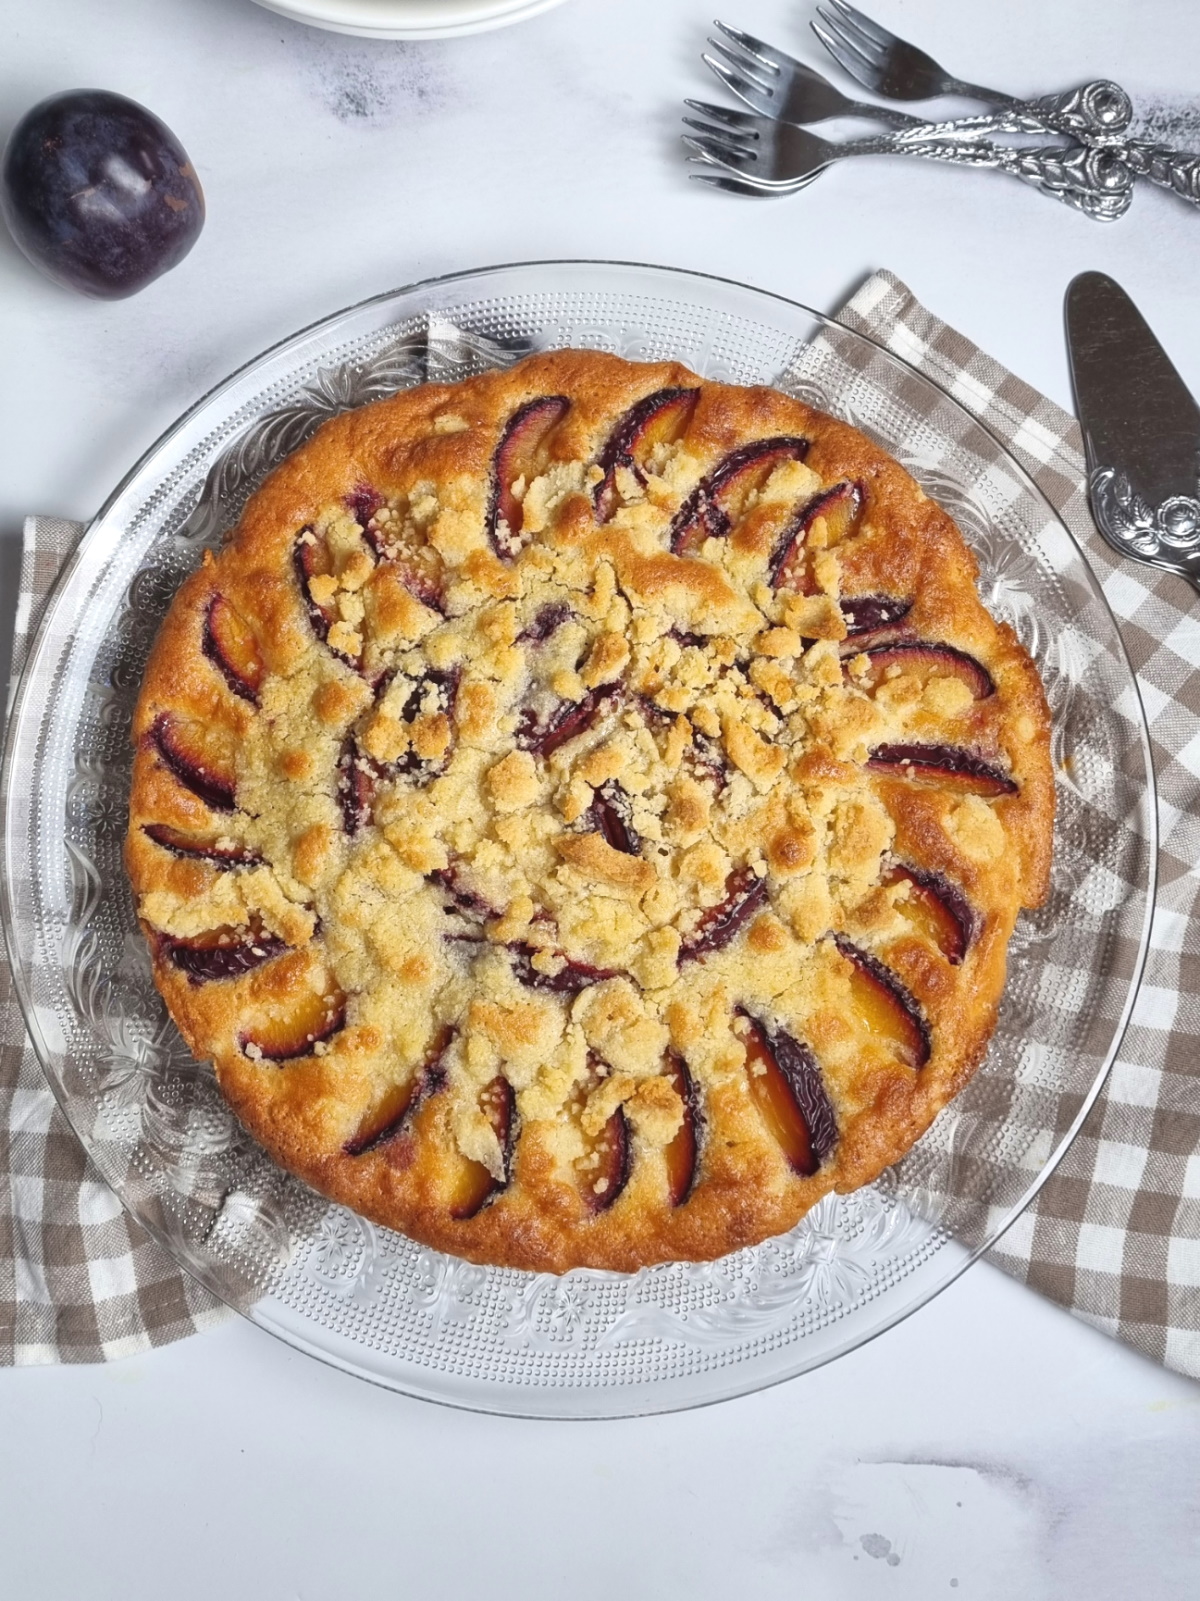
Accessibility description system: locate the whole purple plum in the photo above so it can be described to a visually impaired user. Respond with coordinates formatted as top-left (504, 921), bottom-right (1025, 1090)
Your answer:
top-left (1, 89), bottom-right (204, 298)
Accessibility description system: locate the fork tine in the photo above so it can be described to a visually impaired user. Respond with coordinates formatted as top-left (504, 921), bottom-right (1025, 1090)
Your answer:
top-left (682, 118), bottom-right (759, 155)
top-left (686, 155), bottom-right (766, 183)
top-left (690, 172), bottom-right (817, 197)
top-left (811, 19), bottom-right (880, 83)
top-left (827, 9), bottom-right (888, 63)
top-left (691, 173), bottom-right (761, 195)
top-left (711, 20), bottom-right (786, 76)
top-left (814, 6), bottom-right (886, 66)
top-left (701, 54), bottom-right (775, 112)
top-left (826, 0), bottom-right (892, 49)
top-left (707, 29), bottom-right (779, 83)
top-left (681, 134), bottom-right (760, 173)
top-left (687, 159), bottom-right (806, 195)
top-left (691, 172), bottom-right (762, 195)
top-left (686, 158), bottom-right (796, 194)
top-left (704, 40), bottom-right (775, 95)
top-left (684, 98), bottom-right (764, 135)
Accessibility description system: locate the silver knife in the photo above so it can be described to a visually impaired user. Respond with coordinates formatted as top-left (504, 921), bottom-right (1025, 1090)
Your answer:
top-left (1066, 271), bottom-right (1200, 594)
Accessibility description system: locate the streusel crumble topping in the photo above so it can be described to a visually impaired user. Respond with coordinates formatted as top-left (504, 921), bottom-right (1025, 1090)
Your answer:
top-left (126, 350), bottom-right (1053, 1271)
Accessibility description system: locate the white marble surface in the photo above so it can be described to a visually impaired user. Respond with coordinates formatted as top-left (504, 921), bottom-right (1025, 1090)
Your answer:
top-left (2, 0), bottom-right (1200, 1594)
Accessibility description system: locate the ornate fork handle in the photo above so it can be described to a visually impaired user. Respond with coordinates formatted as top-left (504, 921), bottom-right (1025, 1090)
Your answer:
top-left (1023, 81), bottom-right (1200, 210)
top-left (896, 80), bottom-right (1134, 144)
top-left (1116, 141), bottom-right (1200, 207)
top-left (904, 80), bottom-right (1200, 210)
top-left (993, 143), bottom-right (1134, 220)
top-left (1021, 80), bottom-right (1133, 140)
top-left (868, 137), bottom-right (1133, 220)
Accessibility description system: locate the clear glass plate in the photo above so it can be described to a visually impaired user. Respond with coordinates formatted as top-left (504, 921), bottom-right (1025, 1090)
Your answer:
top-left (1, 261), bottom-right (1156, 1416)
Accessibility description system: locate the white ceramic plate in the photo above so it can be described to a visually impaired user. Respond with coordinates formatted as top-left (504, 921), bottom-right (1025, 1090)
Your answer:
top-left (251, 0), bottom-right (569, 40)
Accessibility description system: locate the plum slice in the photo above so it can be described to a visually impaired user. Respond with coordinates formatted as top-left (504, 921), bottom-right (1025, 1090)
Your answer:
top-left (487, 395), bottom-right (571, 557)
top-left (518, 601), bottom-right (572, 643)
top-left (669, 436), bottom-right (810, 557)
top-left (687, 732), bottom-right (730, 792)
top-left (343, 1028), bottom-right (453, 1157)
top-left (737, 1009), bottom-right (836, 1177)
top-left (883, 863), bottom-right (975, 966)
top-left (347, 485), bottom-right (384, 529)
top-left (593, 386), bottom-right (699, 524)
top-left (678, 867), bottom-right (768, 965)
top-left (635, 694), bottom-right (674, 733)
top-left (397, 667), bottom-right (459, 725)
top-left (769, 480), bottom-right (864, 592)
top-left (516, 683), bottom-right (621, 761)
top-left (663, 1051), bottom-right (703, 1206)
top-left (293, 528), bottom-right (364, 667)
top-left (586, 1105), bottom-right (630, 1212)
top-left (392, 551), bottom-right (446, 615)
top-left (294, 527), bottom-right (337, 645)
top-left (343, 1077), bottom-right (423, 1158)
top-left (570, 1057), bottom-right (632, 1213)
top-left (507, 943), bottom-right (622, 994)
top-left (336, 736), bottom-right (378, 836)
top-left (448, 1076), bottom-right (519, 1220)
top-left (853, 642), bottom-right (994, 700)
top-left (353, 486), bottom-right (446, 614)
top-left (637, 696), bottom-right (730, 790)
top-left (669, 626), bottom-right (713, 652)
top-left (866, 743), bottom-right (1017, 797)
top-left (159, 921), bottom-right (287, 984)
top-left (841, 594), bottom-right (913, 640)
top-left (203, 595), bottom-right (264, 704)
top-left (832, 935), bottom-right (931, 1069)
top-left (390, 666), bottom-right (460, 779)
top-left (142, 823), bottom-right (260, 867)
top-left (151, 714), bottom-right (236, 812)
top-left (340, 671), bottom-right (458, 828)
top-left (590, 781), bottom-right (639, 855)
top-left (397, 666), bottom-right (459, 728)
top-left (430, 862), bottom-right (501, 922)
top-left (239, 986), bottom-right (347, 1062)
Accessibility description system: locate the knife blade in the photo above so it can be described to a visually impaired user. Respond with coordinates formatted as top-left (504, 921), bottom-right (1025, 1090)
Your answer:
top-left (1066, 271), bottom-right (1200, 511)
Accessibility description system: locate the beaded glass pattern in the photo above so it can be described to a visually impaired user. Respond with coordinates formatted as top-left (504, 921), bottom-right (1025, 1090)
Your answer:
top-left (2, 263), bottom-right (1155, 1415)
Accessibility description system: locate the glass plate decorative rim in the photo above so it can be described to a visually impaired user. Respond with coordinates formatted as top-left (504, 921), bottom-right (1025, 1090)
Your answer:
top-left (0, 260), bottom-right (1157, 1417)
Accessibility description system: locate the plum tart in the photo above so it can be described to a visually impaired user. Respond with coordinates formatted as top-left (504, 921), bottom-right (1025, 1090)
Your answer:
top-left (126, 349), bottom-right (1053, 1273)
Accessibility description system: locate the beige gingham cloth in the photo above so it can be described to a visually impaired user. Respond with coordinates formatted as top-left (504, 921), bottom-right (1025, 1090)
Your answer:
top-left (3, 271), bottom-right (1198, 1371)
top-left (2, 518), bottom-right (228, 1362)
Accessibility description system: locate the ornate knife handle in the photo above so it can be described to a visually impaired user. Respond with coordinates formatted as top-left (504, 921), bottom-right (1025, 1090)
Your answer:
top-left (893, 139), bottom-right (1133, 221)
top-left (1117, 140), bottom-right (1200, 207)
top-left (1089, 466), bottom-right (1200, 588)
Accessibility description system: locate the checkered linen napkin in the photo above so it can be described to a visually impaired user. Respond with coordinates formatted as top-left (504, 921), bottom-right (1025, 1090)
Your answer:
top-left (3, 273), bottom-right (1198, 1371)
top-left (837, 271), bottom-right (1200, 1378)
top-left (1, 517), bottom-right (228, 1363)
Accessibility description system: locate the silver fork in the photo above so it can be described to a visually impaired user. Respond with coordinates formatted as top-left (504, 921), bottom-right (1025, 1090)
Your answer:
top-left (682, 100), bottom-right (1134, 221)
top-left (813, 0), bottom-right (1200, 206)
top-left (705, 20), bottom-right (1113, 142)
top-left (704, 20), bottom-right (915, 129)
top-left (812, 0), bottom-right (1132, 138)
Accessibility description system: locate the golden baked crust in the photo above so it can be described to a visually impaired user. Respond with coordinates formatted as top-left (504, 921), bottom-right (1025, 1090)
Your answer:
top-left (125, 349), bottom-right (1053, 1273)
